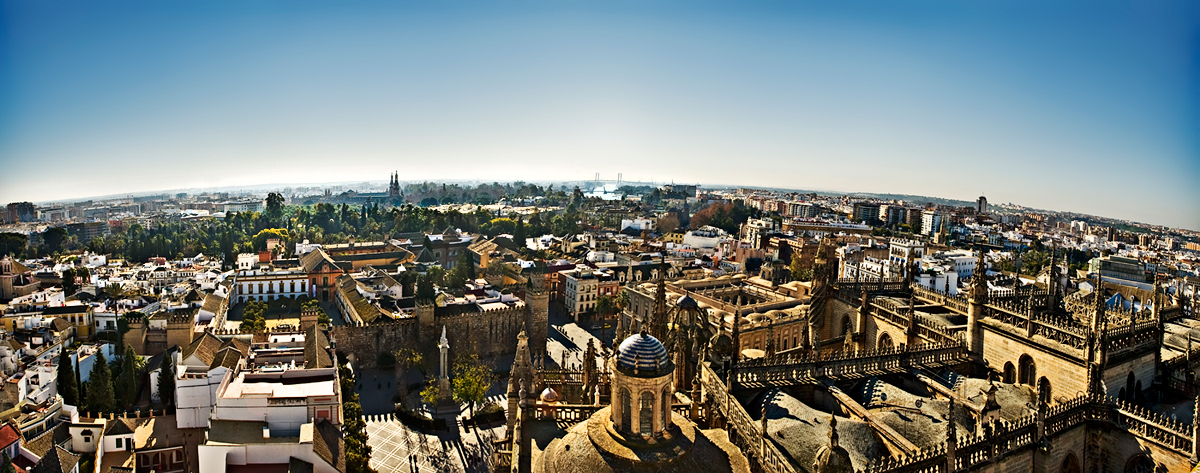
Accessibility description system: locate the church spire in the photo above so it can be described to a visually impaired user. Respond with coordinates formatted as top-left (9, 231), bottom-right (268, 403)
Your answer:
top-left (971, 246), bottom-right (988, 303)
top-left (1087, 274), bottom-right (1108, 396)
top-left (731, 296), bottom-right (742, 362)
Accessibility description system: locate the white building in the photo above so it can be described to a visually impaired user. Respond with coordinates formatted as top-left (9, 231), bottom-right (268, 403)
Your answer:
top-left (921, 210), bottom-right (945, 236)
top-left (843, 256), bottom-right (901, 281)
top-left (620, 218), bottom-right (655, 233)
top-left (198, 419), bottom-right (344, 473)
top-left (233, 268), bottom-right (309, 304)
top-left (236, 253), bottom-right (259, 271)
top-left (295, 239), bottom-right (323, 256)
top-left (587, 251), bottom-right (616, 263)
top-left (562, 268), bottom-right (600, 322)
top-left (163, 333), bottom-right (251, 429)
top-left (916, 268), bottom-right (960, 295)
top-left (221, 200), bottom-right (265, 213)
top-left (94, 306), bottom-right (118, 334)
top-left (211, 367), bottom-right (340, 435)
top-left (923, 249), bottom-right (980, 280)
top-left (682, 226), bottom-right (723, 252)
top-left (888, 239), bottom-right (926, 272)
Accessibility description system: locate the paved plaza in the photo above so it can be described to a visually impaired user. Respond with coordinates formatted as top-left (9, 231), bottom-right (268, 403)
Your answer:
top-left (366, 414), bottom-right (506, 473)
top-left (361, 304), bottom-right (612, 472)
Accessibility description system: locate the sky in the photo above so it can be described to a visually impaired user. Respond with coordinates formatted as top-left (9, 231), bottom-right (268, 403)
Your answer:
top-left (1, 0), bottom-right (1198, 229)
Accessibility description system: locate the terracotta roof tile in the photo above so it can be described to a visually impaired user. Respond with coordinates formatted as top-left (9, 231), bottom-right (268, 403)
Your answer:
top-left (103, 418), bottom-right (135, 436)
top-left (311, 419), bottom-right (345, 473)
top-left (304, 325), bottom-right (333, 369)
top-left (0, 422), bottom-right (20, 450)
top-left (22, 423), bottom-right (69, 458)
top-left (30, 445), bottom-right (80, 473)
top-left (181, 332), bottom-right (224, 366)
top-left (208, 347), bottom-right (243, 371)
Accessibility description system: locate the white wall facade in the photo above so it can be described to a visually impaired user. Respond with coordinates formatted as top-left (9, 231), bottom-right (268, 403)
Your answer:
top-left (175, 368), bottom-right (230, 429)
top-left (235, 271), bottom-right (309, 304)
top-left (199, 442), bottom-right (339, 473)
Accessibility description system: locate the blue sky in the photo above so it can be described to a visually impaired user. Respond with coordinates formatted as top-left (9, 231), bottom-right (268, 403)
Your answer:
top-left (1, 0), bottom-right (1197, 229)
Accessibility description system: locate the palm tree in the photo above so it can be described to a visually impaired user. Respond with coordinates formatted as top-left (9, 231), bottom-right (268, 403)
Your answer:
top-left (595, 295), bottom-right (614, 323)
top-left (615, 291), bottom-right (630, 314)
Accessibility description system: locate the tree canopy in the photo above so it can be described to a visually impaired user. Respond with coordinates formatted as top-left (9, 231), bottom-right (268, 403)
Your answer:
top-left (85, 351), bottom-right (114, 414)
top-left (240, 301), bottom-right (268, 332)
top-left (690, 202), bottom-right (754, 234)
top-left (57, 352), bottom-right (79, 406)
top-left (158, 351), bottom-right (175, 407)
top-left (452, 351), bottom-right (493, 416)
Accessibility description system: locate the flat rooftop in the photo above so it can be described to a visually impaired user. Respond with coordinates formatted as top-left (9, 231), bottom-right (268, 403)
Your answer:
top-left (221, 370), bottom-right (336, 399)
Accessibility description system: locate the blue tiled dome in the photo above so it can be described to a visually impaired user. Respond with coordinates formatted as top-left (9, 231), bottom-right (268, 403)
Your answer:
top-left (616, 332), bottom-right (672, 377)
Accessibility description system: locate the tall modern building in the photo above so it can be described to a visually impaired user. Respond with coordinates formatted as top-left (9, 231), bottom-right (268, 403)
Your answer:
top-left (921, 209), bottom-right (944, 236)
top-left (976, 195), bottom-right (988, 214)
top-left (6, 202), bottom-right (35, 223)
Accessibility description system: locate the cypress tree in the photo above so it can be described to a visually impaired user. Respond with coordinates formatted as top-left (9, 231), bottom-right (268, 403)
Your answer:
top-left (158, 352), bottom-right (175, 407)
top-left (85, 351), bottom-right (114, 414)
top-left (1, 451), bottom-right (15, 473)
top-left (118, 345), bottom-right (138, 406)
top-left (57, 352), bottom-right (79, 406)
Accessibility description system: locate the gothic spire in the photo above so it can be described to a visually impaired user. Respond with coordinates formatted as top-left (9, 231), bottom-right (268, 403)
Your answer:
top-left (1086, 274), bottom-right (1109, 396)
top-left (828, 413), bottom-right (839, 448)
top-left (971, 246), bottom-right (988, 302)
top-left (731, 296), bottom-right (742, 362)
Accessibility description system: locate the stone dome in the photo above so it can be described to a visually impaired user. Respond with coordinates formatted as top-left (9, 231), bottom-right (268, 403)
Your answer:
top-left (677, 294), bottom-right (699, 309)
top-left (616, 332), bottom-right (673, 377)
top-left (813, 416), bottom-right (854, 473)
top-left (535, 407), bottom-right (751, 473)
top-left (814, 445), bottom-right (853, 473)
top-left (540, 387), bottom-right (560, 403)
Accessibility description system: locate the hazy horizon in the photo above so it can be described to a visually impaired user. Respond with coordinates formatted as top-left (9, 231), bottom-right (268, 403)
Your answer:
top-left (14, 176), bottom-right (1189, 231)
top-left (2, 1), bottom-right (1197, 229)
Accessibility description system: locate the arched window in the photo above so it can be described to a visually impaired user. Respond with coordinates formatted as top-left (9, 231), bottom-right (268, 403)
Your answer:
top-left (1003, 362), bottom-right (1016, 384)
top-left (1018, 355), bottom-right (1036, 386)
top-left (640, 391), bottom-right (655, 435)
top-left (1037, 377), bottom-right (1052, 405)
top-left (1125, 372), bottom-right (1136, 401)
top-left (842, 316), bottom-right (853, 338)
top-left (620, 388), bottom-right (631, 431)
top-left (1123, 455), bottom-right (1154, 473)
top-left (1061, 452), bottom-right (1081, 473)
top-left (878, 333), bottom-right (893, 350)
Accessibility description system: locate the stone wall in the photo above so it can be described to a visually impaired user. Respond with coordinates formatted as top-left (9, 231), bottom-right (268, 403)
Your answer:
top-left (1105, 352), bottom-right (1156, 401)
top-left (868, 311), bottom-right (909, 350)
top-left (330, 320), bottom-right (419, 370)
top-left (980, 324), bottom-right (1087, 401)
top-left (821, 298), bottom-right (858, 342)
top-left (331, 291), bottom-right (549, 370)
top-left (1099, 425), bottom-right (1193, 473)
top-left (434, 305), bottom-right (529, 359)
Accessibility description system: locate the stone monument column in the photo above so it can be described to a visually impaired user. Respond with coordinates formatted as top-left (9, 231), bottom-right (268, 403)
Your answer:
top-left (438, 326), bottom-right (451, 401)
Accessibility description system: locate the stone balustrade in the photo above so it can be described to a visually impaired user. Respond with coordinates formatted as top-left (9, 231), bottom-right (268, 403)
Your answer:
top-left (861, 394), bottom-right (1195, 473)
top-left (733, 343), bottom-right (967, 387)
